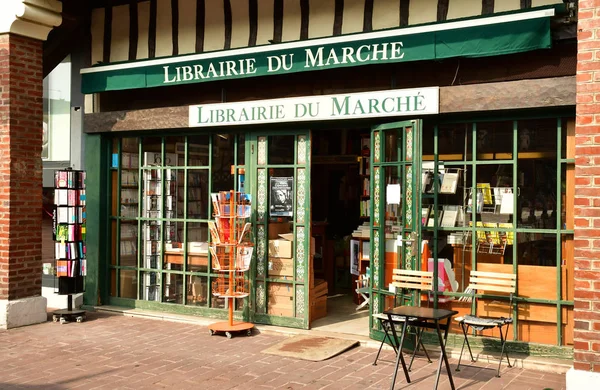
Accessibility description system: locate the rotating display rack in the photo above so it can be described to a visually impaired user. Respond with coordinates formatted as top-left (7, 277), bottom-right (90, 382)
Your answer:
top-left (208, 190), bottom-right (254, 338)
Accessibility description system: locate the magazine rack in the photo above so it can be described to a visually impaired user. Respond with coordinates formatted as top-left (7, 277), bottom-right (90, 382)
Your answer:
top-left (208, 190), bottom-right (254, 338)
top-left (52, 168), bottom-right (87, 324)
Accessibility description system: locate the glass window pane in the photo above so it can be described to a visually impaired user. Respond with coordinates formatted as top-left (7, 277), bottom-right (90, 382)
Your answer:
top-left (438, 123), bottom-right (472, 161)
top-left (476, 121), bottom-right (513, 160)
top-left (142, 137), bottom-right (163, 167)
top-left (165, 136), bottom-right (184, 167)
top-left (43, 56), bottom-right (71, 161)
top-left (268, 135), bottom-right (294, 164)
top-left (517, 233), bottom-right (557, 267)
top-left (384, 130), bottom-right (399, 162)
top-left (163, 273), bottom-right (183, 304)
top-left (119, 270), bottom-right (137, 299)
top-left (142, 221), bottom-right (161, 270)
top-left (188, 222), bottom-right (208, 272)
top-left (187, 169), bottom-right (209, 219)
top-left (188, 135), bottom-right (210, 166)
top-left (140, 271), bottom-right (160, 301)
top-left (187, 275), bottom-right (208, 306)
top-left (212, 134), bottom-right (235, 192)
top-left (237, 133), bottom-right (246, 165)
top-left (119, 221), bottom-right (138, 267)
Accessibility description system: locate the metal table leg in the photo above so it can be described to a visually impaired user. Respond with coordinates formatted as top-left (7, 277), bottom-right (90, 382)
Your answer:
top-left (389, 318), bottom-right (410, 390)
top-left (434, 319), bottom-right (455, 390)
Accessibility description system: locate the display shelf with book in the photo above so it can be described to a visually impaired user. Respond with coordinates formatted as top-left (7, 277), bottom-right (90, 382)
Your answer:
top-left (208, 190), bottom-right (254, 339)
top-left (51, 169), bottom-right (87, 324)
top-left (358, 135), bottom-right (371, 219)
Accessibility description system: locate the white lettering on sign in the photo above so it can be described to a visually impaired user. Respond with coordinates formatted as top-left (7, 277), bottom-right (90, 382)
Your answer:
top-left (189, 88), bottom-right (439, 127)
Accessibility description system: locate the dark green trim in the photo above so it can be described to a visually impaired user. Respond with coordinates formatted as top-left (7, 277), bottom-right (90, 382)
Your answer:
top-left (84, 133), bottom-right (109, 307)
top-left (108, 297), bottom-right (245, 320)
top-left (254, 314), bottom-right (305, 328)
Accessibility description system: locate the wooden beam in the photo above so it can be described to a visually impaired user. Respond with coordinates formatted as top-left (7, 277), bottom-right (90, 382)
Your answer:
top-left (128, 0), bottom-right (138, 60)
top-left (103, 5), bottom-right (112, 63)
top-left (148, 0), bottom-right (157, 58)
top-left (195, 0), bottom-right (205, 52)
top-left (482, 0), bottom-right (494, 15)
top-left (248, 0), bottom-right (258, 46)
top-left (223, 0), bottom-right (232, 49)
top-left (171, 0), bottom-right (179, 55)
top-left (300, 0), bottom-right (309, 40)
top-left (333, 0), bottom-right (343, 36)
top-left (85, 77), bottom-right (575, 134)
top-left (363, 0), bottom-right (374, 32)
top-left (520, 0), bottom-right (531, 9)
top-left (437, 0), bottom-right (449, 22)
top-left (273, 0), bottom-right (283, 43)
top-left (399, 0), bottom-right (410, 27)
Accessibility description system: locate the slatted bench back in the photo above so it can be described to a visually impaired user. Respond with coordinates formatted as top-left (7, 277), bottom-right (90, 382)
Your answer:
top-left (392, 269), bottom-right (434, 291)
top-left (470, 271), bottom-right (516, 294)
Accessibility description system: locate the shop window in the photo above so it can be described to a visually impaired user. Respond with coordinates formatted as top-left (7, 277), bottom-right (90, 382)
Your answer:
top-left (43, 56), bottom-right (71, 161)
top-left (422, 117), bottom-right (574, 346)
top-left (268, 135), bottom-right (295, 164)
top-left (109, 133), bottom-right (246, 307)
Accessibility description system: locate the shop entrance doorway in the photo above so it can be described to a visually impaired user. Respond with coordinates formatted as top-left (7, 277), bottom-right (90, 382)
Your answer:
top-left (308, 121), bottom-right (423, 337)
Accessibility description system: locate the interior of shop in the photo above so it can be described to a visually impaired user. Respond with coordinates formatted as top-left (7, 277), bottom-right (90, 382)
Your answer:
top-left (308, 128), bottom-right (372, 336)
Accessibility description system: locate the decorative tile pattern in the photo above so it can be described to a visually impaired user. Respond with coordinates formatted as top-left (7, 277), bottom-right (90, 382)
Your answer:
top-left (374, 131), bottom-right (380, 163)
top-left (404, 232), bottom-right (414, 270)
top-left (373, 229), bottom-right (380, 289)
top-left (406, 126), bottom-right (413, 162)
top-left (297, 169), bottom-right (306, 225)
top-left (257, 169), bottom-right (266, 222)
top-left (257, 225), bottom-right (266, 277)
top-left (296, 227), bottom-right (305, 281)
top-left (405, 165), bottom-right (413, 228)
top-left (297, 135), bottom-right (306, 164)
top-left (373, 168), bottom-right (380, 227)
top-left (296, 285), bottom-right (304, 317)
top-left (372, 294), bottom-right (379, 329)
top-left (257, 284), bottom-right (265, 313)
top-left (258, 136), bottom-right (266, 165)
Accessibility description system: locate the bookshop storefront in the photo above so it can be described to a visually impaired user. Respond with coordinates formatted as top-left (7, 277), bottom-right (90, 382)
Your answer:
top-left (81, 7), bottom-right (575, 351)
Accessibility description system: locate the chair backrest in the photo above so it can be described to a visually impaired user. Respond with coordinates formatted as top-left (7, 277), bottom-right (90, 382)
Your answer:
top-left (391, 269), bottom-right (434, 291)
top-left (469, 270), bottom-right (516, 295)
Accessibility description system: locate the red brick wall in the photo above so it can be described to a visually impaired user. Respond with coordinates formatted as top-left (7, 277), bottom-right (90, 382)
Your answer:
top-left (575, 1), bottom-right (600, 373)
top-left (0, 34), bottom-right (44, 301)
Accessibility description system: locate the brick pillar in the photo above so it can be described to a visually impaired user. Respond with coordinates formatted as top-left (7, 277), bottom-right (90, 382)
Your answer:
top-left (0, 33), bottom-right (47, 329)
top-left (569, 1), bottom-right (600, 387)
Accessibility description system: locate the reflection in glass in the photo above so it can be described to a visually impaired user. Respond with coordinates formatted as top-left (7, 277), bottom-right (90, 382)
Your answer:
top-left (142, 137), bottom-right (163, 167)
top-left (140, 271), bottom-right (160, 301)
top-left (119, 269), bottom-right (137, 299)
top-left (384, 130), bottom-right (399, 162)
top-left (187, 275), bottom-right (208, 306)
top-left (188, 222), bottom-right (208, 273)
top-left (165, 136), bottom-right (184, 166)
top-left (163, 273), bottom-right (183, 304)
top-left (476, 121), bottom-right (513, 160)
top-left (142, 221), bottom-right (161, 269)
top-left (187, 169), bottom-right (209, 219)
top-left (437, 123), bottom-right (471, 161)
top-left (188, 135), bottom-right (210, 166)
top-left (517, 232), bottom-right (557, 267)
top-left (212, 134), bottom-right (234, 192)
top-left (268, 135), bottom-right (295, 164)
top-left (119, 221), bottom-right (137, 267)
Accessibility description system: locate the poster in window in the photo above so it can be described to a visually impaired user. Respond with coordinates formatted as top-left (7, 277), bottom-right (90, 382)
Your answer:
top-left (270, 177), bottom-right (293, 217)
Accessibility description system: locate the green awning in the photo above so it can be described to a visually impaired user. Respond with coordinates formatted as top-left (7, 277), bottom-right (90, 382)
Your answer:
top-left (81, 8), bottom-right (554, 94)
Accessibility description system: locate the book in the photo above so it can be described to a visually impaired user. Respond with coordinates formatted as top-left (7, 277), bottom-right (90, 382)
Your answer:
top-left (477, 183), bottom-right (493, 205)
top-left (500, 189), bottom-right (514, 214)
top-left (440, 172), bottom-right (459, 194)
top-left (208, 221), bottom-right (220, 244)
top-left (238, 223), bottom-right (252, 244)
top-left (209, 246), bottom-right (220, 270)
top-left (421, 206), bottom-right (430, 227)
top-left (440, 205), bottom-right (458, 228)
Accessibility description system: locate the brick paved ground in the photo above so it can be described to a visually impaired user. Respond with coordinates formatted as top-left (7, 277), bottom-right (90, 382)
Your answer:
top-left (0, 312), bottom-right (565, 390)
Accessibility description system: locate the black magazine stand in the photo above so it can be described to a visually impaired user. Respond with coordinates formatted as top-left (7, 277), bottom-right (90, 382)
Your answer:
top-left (52, 168), bottom-right (87, 324)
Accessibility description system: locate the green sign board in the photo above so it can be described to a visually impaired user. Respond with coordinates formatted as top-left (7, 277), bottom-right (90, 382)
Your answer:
top-left (81, 9), bottom-right (553, 94)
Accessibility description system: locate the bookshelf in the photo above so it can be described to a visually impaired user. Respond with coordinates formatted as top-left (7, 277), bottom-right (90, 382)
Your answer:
top-left (52, 169), bottom-right (87, 324)
top-left (208, 190), bottom-right (254, 338)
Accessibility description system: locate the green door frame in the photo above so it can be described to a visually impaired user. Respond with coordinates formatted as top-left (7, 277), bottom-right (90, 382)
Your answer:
top-left (247, 131), bottom-right (311, 329)
top-left (369, 120), bottom-right (423, 338)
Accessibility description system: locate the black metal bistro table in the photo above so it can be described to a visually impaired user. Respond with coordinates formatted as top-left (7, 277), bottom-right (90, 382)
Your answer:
top-left (384, 306), bottom-right (458, 390)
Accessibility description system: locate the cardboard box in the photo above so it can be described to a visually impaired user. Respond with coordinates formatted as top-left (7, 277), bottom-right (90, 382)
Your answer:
top-left (310, 295), bottom-right (327, 321)
top-left (269, 239), bottom-right (293, 258)
top-left (268, 257), bottom-right (294, 277)
top-left (268, 303), bottom-right (294, 317)
top-left (268, 222), bottom-right (291, 239)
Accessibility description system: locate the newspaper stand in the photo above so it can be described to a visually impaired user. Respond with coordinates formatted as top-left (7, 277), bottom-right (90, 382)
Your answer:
top-left (208, 190), bottom-right (254, 338)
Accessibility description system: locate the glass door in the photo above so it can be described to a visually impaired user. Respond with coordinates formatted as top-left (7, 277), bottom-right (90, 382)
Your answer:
top-left (248, 131), bottom-right (311, 329)
top-left (370, 120), bottom-right (423, 335)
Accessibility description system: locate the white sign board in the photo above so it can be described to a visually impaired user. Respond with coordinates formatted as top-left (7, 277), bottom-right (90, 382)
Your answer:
top-left (189, 87), bottom-right (439, 127)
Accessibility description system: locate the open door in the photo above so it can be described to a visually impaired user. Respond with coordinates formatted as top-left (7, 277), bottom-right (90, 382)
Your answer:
top-left (369, 120), bottom-right (423, 332)
top-left (248, 131), bottom-right (311, 329)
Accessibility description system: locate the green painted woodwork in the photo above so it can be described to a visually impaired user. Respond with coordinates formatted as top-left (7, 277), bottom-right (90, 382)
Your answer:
top-left (83, 133), bottom-right (109, 307)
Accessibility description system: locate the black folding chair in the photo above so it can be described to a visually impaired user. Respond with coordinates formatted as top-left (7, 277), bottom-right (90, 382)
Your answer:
top-left (455, 270), bottom-right (517, 377)
top-left (372, 269), bottom-right (433, 370)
